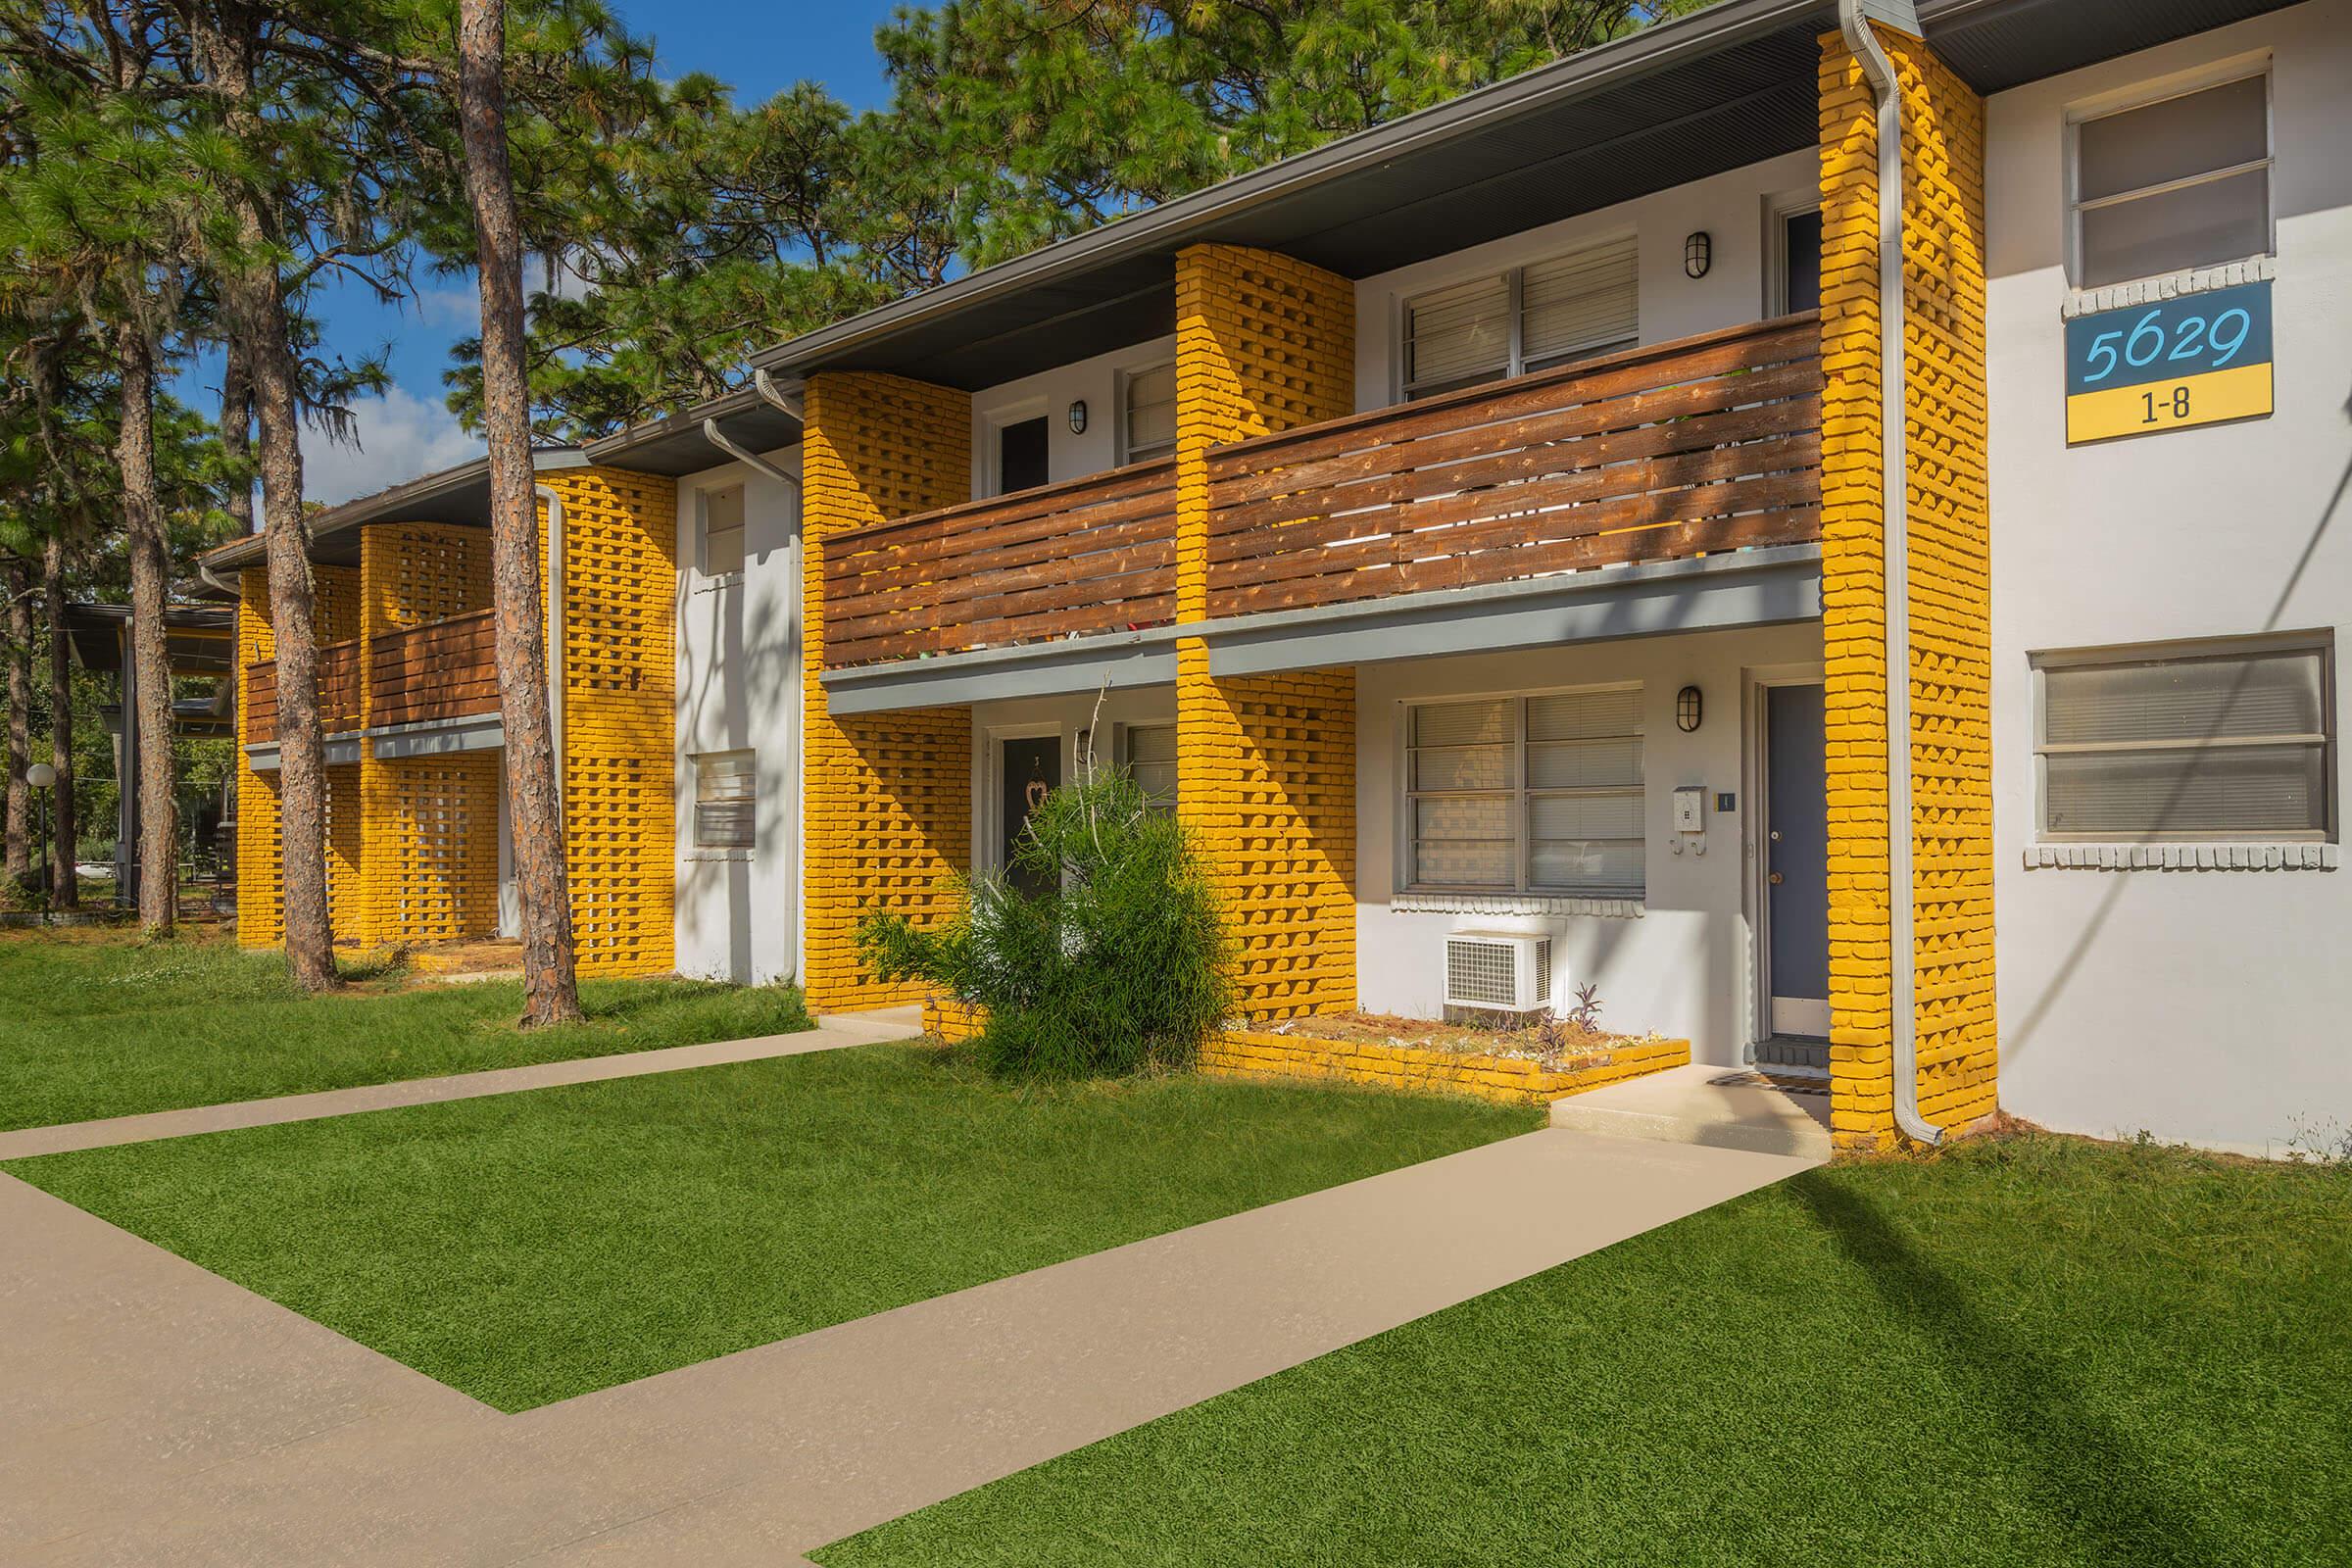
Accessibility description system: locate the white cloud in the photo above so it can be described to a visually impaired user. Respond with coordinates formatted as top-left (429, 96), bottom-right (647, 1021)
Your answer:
top-left (302, 384), bottom-right (479, 508)
top-left (416, 284), bottom-right (482, 332)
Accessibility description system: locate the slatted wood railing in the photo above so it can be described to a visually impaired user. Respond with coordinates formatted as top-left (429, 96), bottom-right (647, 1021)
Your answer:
top-left (370, 608), bottom-right (500, 729)
top-left (1200, 313), bottom-right (1822, 618)
top-left (822, 457), bottom-right (1179, 667)
top-left (242, 638), bottom-right (364, 745)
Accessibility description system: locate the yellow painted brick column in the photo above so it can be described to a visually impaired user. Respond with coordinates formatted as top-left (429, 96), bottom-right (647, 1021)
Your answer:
top-left (233, 568), bottom-right (283, 949)
top-left (541, 466), bottom-right (678, 976)
top-left (1173, 244), bottom-right (1358, 1020)
top-left (801, 373), bottom-right (973, 1012)
top-left (1819, 24), bottom-right (1997, 1149)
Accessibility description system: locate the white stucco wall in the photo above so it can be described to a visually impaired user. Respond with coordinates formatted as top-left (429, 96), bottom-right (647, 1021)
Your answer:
top-left (1984, 0), bottom-right (2352, 1153)
top-left (1355, 622), bottom-right (1822, 1064)
top-left (672, 447), bottom-right (805, 986)
top-left (969, 334), bottom-right (1179, 495)
top-left (1352, 149), bottom-right (1818, 410)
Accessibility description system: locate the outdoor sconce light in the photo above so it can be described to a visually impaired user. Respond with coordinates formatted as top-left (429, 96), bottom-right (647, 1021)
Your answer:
top-left (1676, 685), bottom-right (1703, 733)
top-left (1684, 230), bottom-right (1712, 279)
top-left (1067, 400), bottom-right (1088, 435)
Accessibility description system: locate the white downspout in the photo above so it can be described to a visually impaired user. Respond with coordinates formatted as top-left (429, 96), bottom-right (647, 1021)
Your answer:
top-left (535, 484), bottom-right (566, 819)
top-left (1840, 0), bottom-right (1941, 1147)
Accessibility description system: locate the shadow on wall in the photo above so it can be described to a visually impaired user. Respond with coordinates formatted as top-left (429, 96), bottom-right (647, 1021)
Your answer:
top-left (2006, 414), bottom-right (2351, 1065)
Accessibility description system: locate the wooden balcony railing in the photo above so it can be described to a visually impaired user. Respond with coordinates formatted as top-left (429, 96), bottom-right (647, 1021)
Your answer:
top-left (243, 610), bottom-right (498, 745)
top-left (243, 638), bottom-right (363, 746)
top-left (1200, 313), bottom-right (1823, 618)
top-left (370, 609), bottom-right (499, 729)
top-left (822, 457), bottom-right (1179, 667)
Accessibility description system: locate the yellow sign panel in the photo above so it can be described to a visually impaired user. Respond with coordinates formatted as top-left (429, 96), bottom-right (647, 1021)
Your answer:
top-left (2065, 362), bottom-right (2273, 445)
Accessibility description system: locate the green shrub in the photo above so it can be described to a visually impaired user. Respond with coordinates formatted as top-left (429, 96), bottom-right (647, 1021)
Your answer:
top-left (858, 770), bottom-right (1230, 1078)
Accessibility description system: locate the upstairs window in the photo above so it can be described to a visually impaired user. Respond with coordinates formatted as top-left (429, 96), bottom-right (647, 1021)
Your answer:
top-left (1121, 362), bottom-right (1177, 464)
top-left (1404, 687), bottom-right (1644, 897)
top-left (693, 751), bottom-right (758, 850)
top-left (699, 485), bottom-right (745, 578)
top-left (1401, 234), bottom-right (1638, 400)
top-left (2034, 637), bottom-right (2332, 842)
top-left (2071, 71), bottom-right (2271, 288)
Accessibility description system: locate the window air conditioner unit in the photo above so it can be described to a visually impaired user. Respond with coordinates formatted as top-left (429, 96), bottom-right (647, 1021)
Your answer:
top-left (1444, 931), bottom-right (1553, 1014)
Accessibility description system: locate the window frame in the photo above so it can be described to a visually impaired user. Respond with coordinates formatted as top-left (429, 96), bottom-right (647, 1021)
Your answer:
top-left (2064, 60), bottom-right (2275, 291)
top-left (1116, 360), bottom-right (1178, 466)
top-left (1396, 232), bottom-right (1639, 402)
top-left (691, 749), bottom-right (759, 852)
top-left (1118, 719), bottom-right (1179, 812)
top-left (1397, 684), bottom-right (1646, 899)
top-left (2030, 632), bottom-right (2335, 845)
top-left (1765, 196), bottom-right (1823, 318)
top-left (697, 483), bottom-right (747, 583)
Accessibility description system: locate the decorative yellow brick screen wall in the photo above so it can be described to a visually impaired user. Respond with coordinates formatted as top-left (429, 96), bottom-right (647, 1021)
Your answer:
top-left (233, 564), bottom-right (360, 949)
top-left (1173, 244), bottom-right (1359, 1019)
top-left (364, 521), bottom-right (491, 631)
top-left (357, 754), bottom-right (501, 945)
top-left (234, 569), bottom-right (282, 948)
top-left (802, 373), bottom-right (974, 1012)
top-left (543, 466), bottom-right (678, 976)
top-left (1819, 25), bottom-right (1997, 1149)
top-left (325, 762), bottom-right (364, 936)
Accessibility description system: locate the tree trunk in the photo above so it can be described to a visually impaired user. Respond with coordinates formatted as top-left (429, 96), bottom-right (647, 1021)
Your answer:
top-left (458, 0), bottom-right (581, 1026)
top-left (4, 557), bottom-right (28, 884)
top-left (191, 7), bottom-right (336, 989)
top-left (42, 533), bottom-right (76, 908)
top-left (220, 332), bottom-right (255, 536)
top-left (120, 326), bottom-right (178, 932)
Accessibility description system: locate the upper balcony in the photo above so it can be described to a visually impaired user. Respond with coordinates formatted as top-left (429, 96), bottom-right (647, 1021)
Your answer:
top-left (820, 314), bottom-right (1823, 697)
top-left (244, 609), bottom-right (501, 753)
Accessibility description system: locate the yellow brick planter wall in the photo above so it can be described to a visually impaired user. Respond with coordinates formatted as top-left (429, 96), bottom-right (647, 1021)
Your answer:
top-left (1173, 244), bottom-right (1359, 1021)
top-left (802, 373), bottom-right (974, 1012)
top-left (1819, 25), bottom-right (1997, 1149)
top-left (1200, 1030), bottom-right (1691, 1106)
top-left (543, 466), bottom-right (678, 976)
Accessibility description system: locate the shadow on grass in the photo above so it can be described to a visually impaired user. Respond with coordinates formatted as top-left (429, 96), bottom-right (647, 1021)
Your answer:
top-left (1790, 1172), bottom-right (2226, 1568)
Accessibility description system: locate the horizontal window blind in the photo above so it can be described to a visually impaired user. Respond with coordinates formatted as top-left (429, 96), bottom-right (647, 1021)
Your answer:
top-left (1123, 363), bottom-right (1176, 462)
top-left (1405, 688), bottom-right (1644, 897)
top-left (694, 751), bottom-right (758, 850)
top-left (2073, 74), bottom-right (2271, 287)
top-left (2037, 643), bottom-right (2330, 840)
top-left (1521, 236), bottom-right (1639, 368)
top-left (1402, 236), bottom-right (1638, 398)
top-left (1403, 274), bottom-right (1511, 396)
top-left (1124, 721), bottom-right (1178, 811)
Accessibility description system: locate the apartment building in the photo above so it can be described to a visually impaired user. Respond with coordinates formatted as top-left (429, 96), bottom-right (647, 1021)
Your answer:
top-left (217, 0), bottom-right (2348, 1152)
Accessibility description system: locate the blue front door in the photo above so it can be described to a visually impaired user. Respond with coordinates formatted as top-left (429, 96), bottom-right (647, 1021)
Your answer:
top-left (1766, 684), bottom-right (1830, 1039)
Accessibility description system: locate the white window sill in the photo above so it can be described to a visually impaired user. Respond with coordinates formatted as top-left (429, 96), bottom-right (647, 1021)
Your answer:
top-left (684, 848), bottom-right (754, 863)
top-left (691, 571), bottom-right (746, 594)
top-left (2025, 843), bottom-right (2335, 871)
top-left (2060, 256), bottom-right (2275, 319)
top-left (1392, 892), bottom-right (1644, 918)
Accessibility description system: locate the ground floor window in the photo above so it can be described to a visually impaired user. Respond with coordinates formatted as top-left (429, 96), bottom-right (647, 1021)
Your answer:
top-left (692, 750), bottom-right (758, 849)
top-left (1121, 722), bottom-right (1178, 811)
top-left (2033, 635), bottom-right (2333, 841)
top-left (1403, 685), bottom-right (1644, 897)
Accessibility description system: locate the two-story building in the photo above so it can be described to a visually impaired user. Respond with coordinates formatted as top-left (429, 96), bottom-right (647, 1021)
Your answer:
top-left (215, 0), bottom-right (2348, 1154)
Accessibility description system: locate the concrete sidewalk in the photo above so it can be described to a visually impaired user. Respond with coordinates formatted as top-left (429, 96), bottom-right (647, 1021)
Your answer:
top-left (0, 1006), bottom-right (923, 1160)
top-left (1, 1125), bottom-right (1816, 1565)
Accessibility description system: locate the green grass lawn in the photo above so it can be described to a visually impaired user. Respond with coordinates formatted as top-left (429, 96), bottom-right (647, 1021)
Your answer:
top-left (816, 1133), bottom-right (2352, 1568)
top-left (0, 927), bottom-right (813, 1130)
top-left (6, 1043), bottom-right (1538, 1410)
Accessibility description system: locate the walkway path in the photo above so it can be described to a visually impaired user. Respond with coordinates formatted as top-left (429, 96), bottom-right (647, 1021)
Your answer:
top-left (0, 1006), bottom-right (924, 1160)
top-left (2, 1112), bottom-right (1817, 1564)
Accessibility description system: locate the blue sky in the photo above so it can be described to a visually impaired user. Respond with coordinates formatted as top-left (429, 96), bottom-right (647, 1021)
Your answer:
top-left (261, 3), bottom-right (902, 507)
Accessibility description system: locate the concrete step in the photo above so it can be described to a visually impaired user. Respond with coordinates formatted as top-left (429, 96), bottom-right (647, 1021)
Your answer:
top-left (1549, 1063), bottom-right (1834, 1160)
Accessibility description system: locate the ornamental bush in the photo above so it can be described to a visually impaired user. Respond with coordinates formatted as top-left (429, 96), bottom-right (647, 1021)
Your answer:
top-left (858, 769), bottom-right (1230, 1078)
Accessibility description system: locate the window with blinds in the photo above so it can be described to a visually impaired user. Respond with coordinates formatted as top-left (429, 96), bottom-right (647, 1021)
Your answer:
top-left (2071, 73), bottom-right (2271, 288)
top-left (693, 751), bottom-right (758, 850)
top-left (1401, 235), bottom-right (1638, 399)
top-left (1122, 362), bottom-right (1177, 463)
top-left (2034, 640), bottom-right (2332, 841)
top-left (1404, 687), bottom-right (1644, 896)
top-left (1123, 722), bottom-right (1178, 812)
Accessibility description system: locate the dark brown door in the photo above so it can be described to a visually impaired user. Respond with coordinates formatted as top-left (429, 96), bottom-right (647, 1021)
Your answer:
top-left (999, 735), bottom-right (1061, 896)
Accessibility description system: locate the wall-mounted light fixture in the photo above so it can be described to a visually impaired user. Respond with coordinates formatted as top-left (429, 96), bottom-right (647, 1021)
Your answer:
top-left (1067, 400), bottom-right (1088, 435)
top-left (1676, 685), bottom-right (1703, 733)
top-left (1683, 231), bottom-right (1712, 279)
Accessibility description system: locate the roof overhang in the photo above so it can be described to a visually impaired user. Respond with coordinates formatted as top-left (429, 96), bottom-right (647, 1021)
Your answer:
top-left (583, 385), bottom-right (802, 477)
top-left (194, 447), bottom-right (589, 575)
top-left (62, 603), bottom-right (235, 678)
top-left (748, 0), bottom-right (2299, 391)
